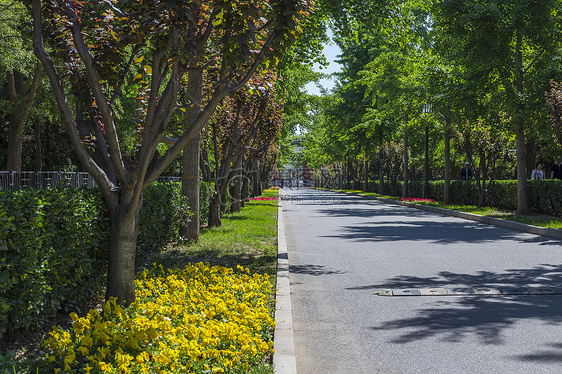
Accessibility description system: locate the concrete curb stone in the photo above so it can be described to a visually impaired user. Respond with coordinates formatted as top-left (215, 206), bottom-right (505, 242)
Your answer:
top-left (273, 203), bottom-right (297, 374)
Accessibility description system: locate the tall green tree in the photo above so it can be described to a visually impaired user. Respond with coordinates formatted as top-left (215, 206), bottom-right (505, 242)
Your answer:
top-left (31, 0), bottom-right (310, 305)
top-left (1, 0), bottom-right (42, 172)
top-left (433, 0), bottom-right (562, 213)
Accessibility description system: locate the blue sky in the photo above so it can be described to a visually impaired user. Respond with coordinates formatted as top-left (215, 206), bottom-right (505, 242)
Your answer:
top-left (304, 39), bottom-right (342, 95)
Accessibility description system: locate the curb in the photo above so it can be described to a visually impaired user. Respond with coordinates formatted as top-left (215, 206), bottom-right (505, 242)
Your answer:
top-left (273, 203), bottom-right (297, 374)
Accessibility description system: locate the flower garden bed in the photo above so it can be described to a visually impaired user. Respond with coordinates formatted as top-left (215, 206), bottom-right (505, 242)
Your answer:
top-left (43, 263), bottom-right (275, 374)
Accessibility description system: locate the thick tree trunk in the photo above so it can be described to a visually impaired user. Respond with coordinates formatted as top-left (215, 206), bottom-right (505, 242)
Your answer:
top-left (525, 137), bottom-right (536, 179)
top-left (6, 118), bottom-right (23, 172)
top-left (6, 67), bottom-right (42, 172)
top-left (514, 31), bottom-right (529, 214)
top-left (180, 132), bottom-right (201, 242)
top-left (106, 194), bottom-right (142, 306)
top-left (230, 156), bottom-right (243, 213)
top-left (443, 105), bottom-right (452, 204)
top-left (403, 125), bottom-right (409, 198)
top-left (208, 192), bottom-right (222, 228)
top-left (179, 58), bottom-right (203, 241)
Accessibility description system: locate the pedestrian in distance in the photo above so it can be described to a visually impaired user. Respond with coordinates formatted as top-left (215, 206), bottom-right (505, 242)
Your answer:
top-left (460, 162), bottom-right (473, 180)
top-left (531, 162), bottom-right (546, 180)
top-left (551, 156), bottom-right (562, 180)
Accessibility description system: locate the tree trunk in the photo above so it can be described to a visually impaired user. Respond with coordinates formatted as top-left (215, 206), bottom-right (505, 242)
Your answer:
top-left (241, 162), bottom-right (250, 207)
top-left (477, 153), bottom-right (485, 207)
top-left (525, 137), bottom-right (536, 179)
top-left (253, 168), bottom-right (262, 197)
top-left (378, 167), bottom-right (385, 195)
top-left (250, 160), bottom-right (259, 197)
top-left (6, 116), bottom-right (23, 172)
top-left (514, 31), bottom-right (529, 214)
top-left (106, 193), bottom-right (142, 306)
top-left (179, 58), bottom-right (203, 241)
top-left (230, 156), bottom-right (243, 213)
top-left (443, 104), bottom-right (452, 204)
top-left (208, 192), bottom-right (222, 228)
top-left (180, 132), bottom-right (201, 242)
top-left (403, 124), bottom-right (409, 198)
top-left (201, 148), bottom-right (212, 183)
top-left (35, 121), bottom-right (42, 171)
top-left (6, 67), bottom-right (42, 172)
top-left (364, 159), bottom-right (369, 192)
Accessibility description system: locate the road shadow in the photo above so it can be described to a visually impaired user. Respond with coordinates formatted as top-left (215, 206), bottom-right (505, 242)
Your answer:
top-left (360, 264), bottom-right (562, 346)
top-left (515, 343), bottom-right (562, 363)
top-left (289, 264), bottom-right (347, 276)
top-left (321, 219), bottom-right (561, 245)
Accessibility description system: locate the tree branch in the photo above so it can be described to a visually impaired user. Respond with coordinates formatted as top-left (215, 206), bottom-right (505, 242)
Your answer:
top-left (64, 0), bottom-right (127, 184)
top-left (31, 0), bottom-right (115, 205)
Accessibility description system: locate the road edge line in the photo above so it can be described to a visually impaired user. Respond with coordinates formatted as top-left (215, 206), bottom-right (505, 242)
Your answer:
top-left (273, 202), bottom-right (297, 374)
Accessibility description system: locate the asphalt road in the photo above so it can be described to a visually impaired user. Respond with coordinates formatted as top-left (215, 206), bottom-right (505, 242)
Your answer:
top-left (280, 188), bottom-right (562, 374)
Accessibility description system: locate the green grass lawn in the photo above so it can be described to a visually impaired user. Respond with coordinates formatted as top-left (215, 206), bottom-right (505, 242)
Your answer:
top-left (145, 191), bottom-right (279, 277)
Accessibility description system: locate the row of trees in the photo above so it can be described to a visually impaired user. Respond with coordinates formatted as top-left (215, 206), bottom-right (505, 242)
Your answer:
top-left (1, 0), bottom-right (328, 305)
top-left (299, 0), bottom-right (562, 212)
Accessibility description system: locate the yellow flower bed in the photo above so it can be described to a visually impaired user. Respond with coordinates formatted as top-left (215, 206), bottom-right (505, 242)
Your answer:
top-left (42, 263), bottom-right (275, 373)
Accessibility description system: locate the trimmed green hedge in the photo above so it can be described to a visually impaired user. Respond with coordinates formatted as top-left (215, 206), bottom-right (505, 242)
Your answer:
top-left (368, 178), bottom-right (562, 216)
top-left (138, 182), bottom-right (190, 253)
top-left (0, 182), bottom-right (190, 341)
top-left (0, 188), bottom-right (108, 341)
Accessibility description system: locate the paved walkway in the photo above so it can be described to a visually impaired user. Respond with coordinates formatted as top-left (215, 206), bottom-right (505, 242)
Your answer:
top-left (277, 188), bottom-right (562, 374)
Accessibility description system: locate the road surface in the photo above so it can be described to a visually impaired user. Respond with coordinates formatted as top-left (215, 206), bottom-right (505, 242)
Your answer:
top-left (281, 188), bottom-right (562, 374)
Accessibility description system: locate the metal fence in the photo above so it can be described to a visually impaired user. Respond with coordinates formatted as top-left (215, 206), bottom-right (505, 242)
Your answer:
top-left (0, 171), bottom-right (181, 190)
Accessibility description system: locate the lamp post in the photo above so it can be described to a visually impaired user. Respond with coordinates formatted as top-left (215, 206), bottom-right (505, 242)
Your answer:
top-left (422, 104), bottom-right (432, 199)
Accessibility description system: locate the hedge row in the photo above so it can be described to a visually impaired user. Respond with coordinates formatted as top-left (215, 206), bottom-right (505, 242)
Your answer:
top-left (368, 179), bottom-right (562, 216)
top-left (0, 182), bottom-right (190, 341)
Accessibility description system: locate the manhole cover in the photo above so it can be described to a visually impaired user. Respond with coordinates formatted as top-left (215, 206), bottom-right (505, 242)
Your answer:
top-left (446, 287), bottom-right (475, 295)
top-left (419, 288), bottom-right (448, 296)
top-left (392, 288), bottom-right (421, 296)
top-left (473, 287), bottom-right (502, 295)
top-left (374, 286), bottom-right (562, 297)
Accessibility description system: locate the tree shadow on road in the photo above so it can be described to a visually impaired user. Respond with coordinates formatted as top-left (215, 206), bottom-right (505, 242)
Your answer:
top-left (288, 264), bottom-right (347, 276)
top-left (358, 264), bottom-right (562, 349)
top-left (321, 219), bottom-right (561, 245)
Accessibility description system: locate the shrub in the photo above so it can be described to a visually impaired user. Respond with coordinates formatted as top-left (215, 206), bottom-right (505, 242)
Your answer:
top-left (485, 180), bottom-right (517, 210)
top-left (450, 180), bottom-right (479, 205)
top-left (528, 179), bottom-right (562, 216)
top-left (0, 188), bottom-right (108, 341)
top-left (1, 183), bottom-right (191, 341)
top-left (138, 182), bottom-right (190, 253)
